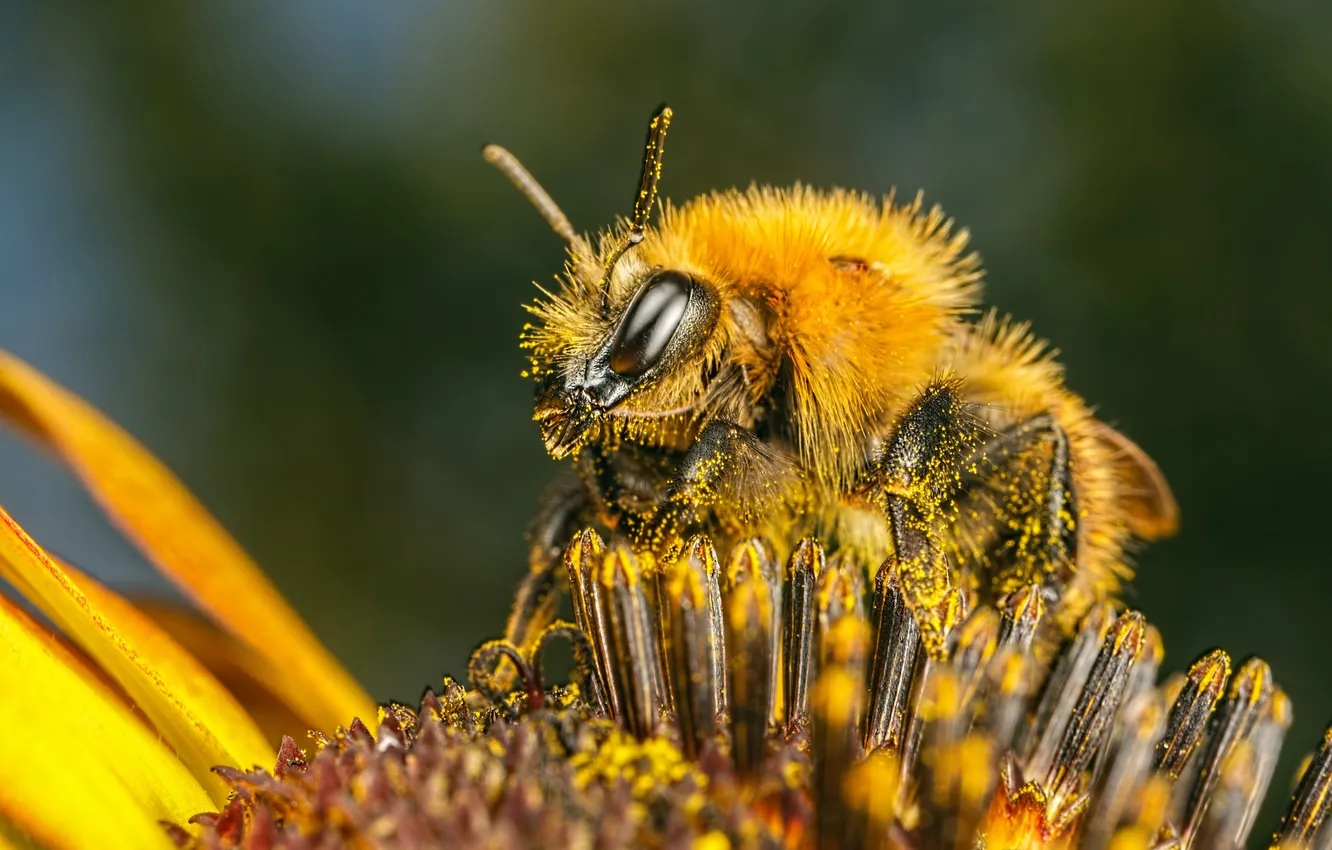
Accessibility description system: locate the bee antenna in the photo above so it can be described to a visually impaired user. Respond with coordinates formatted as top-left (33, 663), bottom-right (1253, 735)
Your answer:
top-left (483, 143), bottom-right (579, 245)
top-left (599, 104), bottom-right (673, 316)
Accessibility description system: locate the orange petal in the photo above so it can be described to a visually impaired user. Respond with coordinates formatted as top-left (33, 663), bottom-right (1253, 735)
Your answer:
top-left (0, 508), bottom-right (273, 801)
top-left (0, 349), bottom-right (374, 732)
top-left (0, 589), bottom-right (212, 849)
top-left (134, 599), bottom-right (308, 747)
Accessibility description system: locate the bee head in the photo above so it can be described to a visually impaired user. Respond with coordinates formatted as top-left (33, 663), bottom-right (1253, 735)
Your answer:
top-left (531, 265), bottom-right (721, 457)
top-left (491, 105), bottom-right (725, 458)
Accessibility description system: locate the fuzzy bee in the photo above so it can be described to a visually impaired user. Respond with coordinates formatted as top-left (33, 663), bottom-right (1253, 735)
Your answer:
top-left (484, 106), bottom-right (1177, 659)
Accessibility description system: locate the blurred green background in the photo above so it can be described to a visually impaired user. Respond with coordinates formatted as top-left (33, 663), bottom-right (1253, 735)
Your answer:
top-left (2, 0), bottom-right (1330, 832)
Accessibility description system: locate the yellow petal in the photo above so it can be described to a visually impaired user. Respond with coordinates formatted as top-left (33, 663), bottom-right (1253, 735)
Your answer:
top-left (0, 349), bottom-right (374, 732)
top-left (0, 508), bottom-right (272, 801)
top-left (135, 599), bottom-right (308, 747)
top-left (0, 589), bottom-right (212, 849)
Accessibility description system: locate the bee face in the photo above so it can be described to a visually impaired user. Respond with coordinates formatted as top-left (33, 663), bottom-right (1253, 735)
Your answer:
top-left (533, 267), bottom-right (721, 458)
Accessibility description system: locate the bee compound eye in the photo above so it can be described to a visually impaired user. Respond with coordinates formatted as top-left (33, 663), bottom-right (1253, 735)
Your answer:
top-left (608, 270), bottom-right (693, 377)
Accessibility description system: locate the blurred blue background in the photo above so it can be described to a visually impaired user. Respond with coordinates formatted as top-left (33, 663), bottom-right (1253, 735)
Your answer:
top-left (2, 0), bottom-right (1330, 831)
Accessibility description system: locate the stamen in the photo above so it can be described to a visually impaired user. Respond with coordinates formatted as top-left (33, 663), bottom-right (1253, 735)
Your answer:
top-left (1023, 601), bottom-right (1116, 775)
top-left (664, 542), bottom-right (724, 760)
top-left (726, 537), bottom-right (783, 726)
top-left (983, 648), bottom-right (1038, 753)
top-left (864, 559), bottom-right (921, 753)
top-left (1079, 691), bottom-right (1168, 850)
top-left (782, 538), bottom-right (823, 732)
top-left (811, 590), bottom-right (870, 850)
top-left (1181, 656), bottom-right (1275, 846)
top-left (1233, 689), bottom-right (1293, 844)
top-left (725, 567), bottom-right (776, 777)
top-left (1042, 610), bottom-right (1147, 816)
top-left (948, 606), bottom-right (999, 721)
top-left (600, 547), bottom-right (664, 738)
top-left (563, 529), bottom-right (610, 712)
top-left (1154, 649), bottom-right (1231, 780)
top-left (914, 667), bottom-right (996, 849)
top-left (996, 585), bottom-right (1045, 654)
top-left (1274, 724), bottom-right (1332, 846)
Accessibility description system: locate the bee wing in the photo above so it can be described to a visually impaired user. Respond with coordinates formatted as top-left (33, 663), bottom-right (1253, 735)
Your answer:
top-left (1093, 422), bottom-right (1179, 540)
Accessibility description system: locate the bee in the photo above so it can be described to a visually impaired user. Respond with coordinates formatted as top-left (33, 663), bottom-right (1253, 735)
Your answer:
top-left (484, 106), bottom-right (1177, 659)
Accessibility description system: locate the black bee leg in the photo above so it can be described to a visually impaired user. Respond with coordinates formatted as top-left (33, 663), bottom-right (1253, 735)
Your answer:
top-left (867, 379), bottom-right (986, 658)
top-left (497, 474), bottom-right (592, 686)
top-left (629, 419), bottom-right (797, 553)
top-left (954, 413), bottom-right (1078, 607)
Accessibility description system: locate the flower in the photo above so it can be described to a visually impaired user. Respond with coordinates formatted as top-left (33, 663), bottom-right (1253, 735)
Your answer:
top-left (0, 349), bottom-right (1330, 850)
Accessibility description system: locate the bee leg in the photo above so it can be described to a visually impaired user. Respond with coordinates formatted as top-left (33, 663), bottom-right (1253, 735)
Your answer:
top-left (629, 419), bottom-right (797, 552)
top-left (868, 379), bottom-right (987, 658)
top-left (498, 474), bottom-right (593, 686)
top-left (955, 413), bottom-right (1078, 607)
top-left (579, 441), bottom-right (669, 524)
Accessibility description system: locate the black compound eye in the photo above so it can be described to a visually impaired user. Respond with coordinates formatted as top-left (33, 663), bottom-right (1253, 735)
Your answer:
top-left (609, 270), bottom-right (693, 376)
